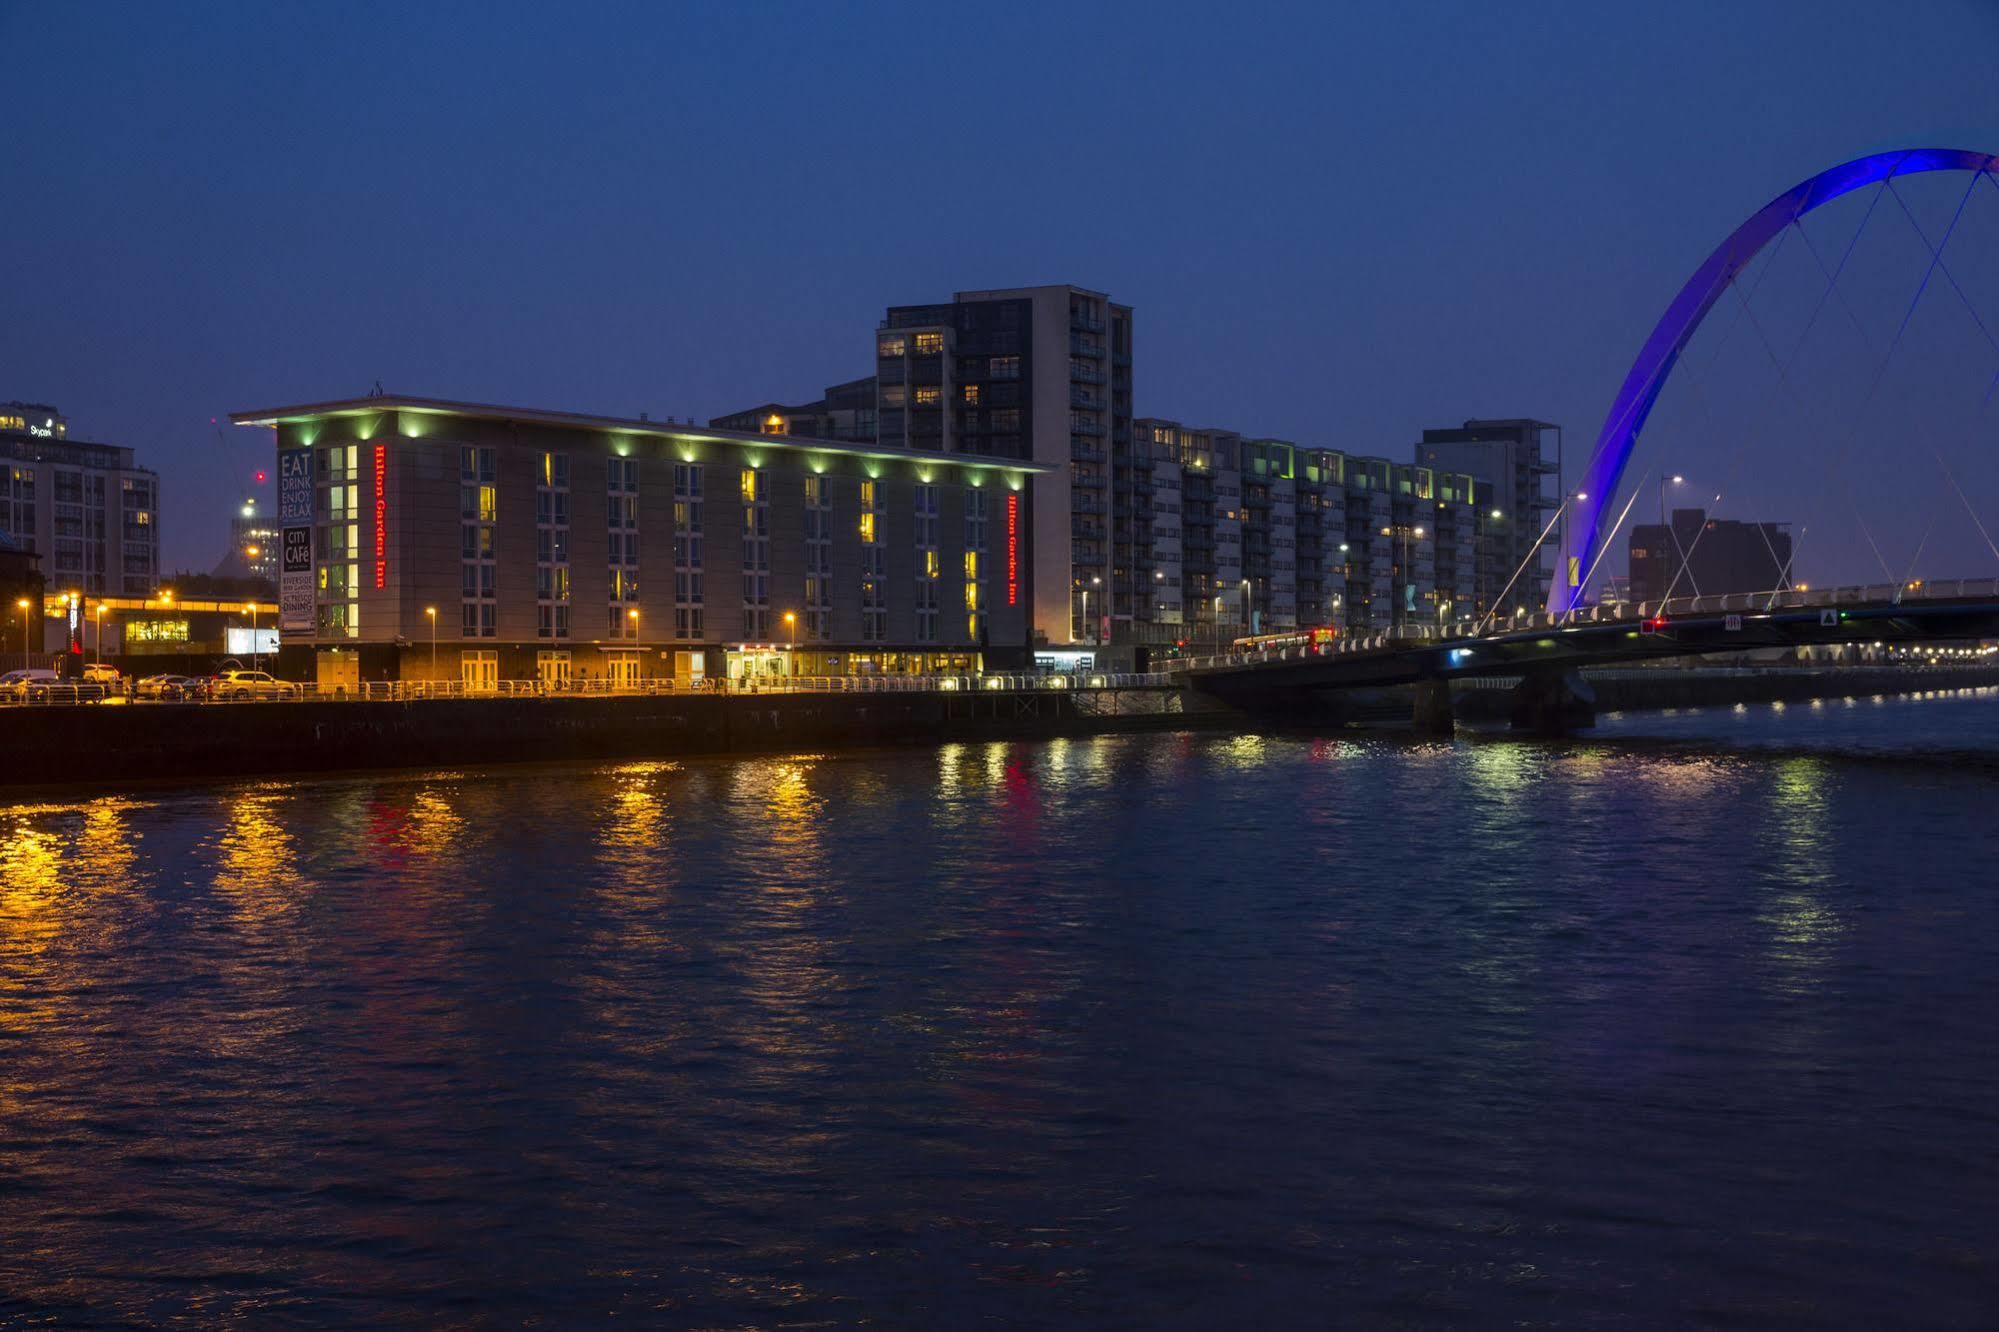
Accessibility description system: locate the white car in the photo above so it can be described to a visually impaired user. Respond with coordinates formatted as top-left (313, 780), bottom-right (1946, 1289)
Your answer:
top-left (0, 668), bottom-right (107, 702)
top-left (208, 669), bottom-right (300, 701)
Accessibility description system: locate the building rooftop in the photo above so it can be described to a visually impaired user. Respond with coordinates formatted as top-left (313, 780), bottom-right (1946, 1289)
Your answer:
top-left (231, 394), bottom-right (1053, 472)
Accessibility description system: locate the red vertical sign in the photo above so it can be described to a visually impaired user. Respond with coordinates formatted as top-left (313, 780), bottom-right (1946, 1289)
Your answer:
top-left (373, 442), bottom-right (388, 589)
top-left (1005, 492), bottom-right (1019, 607)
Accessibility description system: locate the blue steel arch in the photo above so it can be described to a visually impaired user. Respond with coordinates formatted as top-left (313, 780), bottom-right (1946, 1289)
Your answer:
top-left (1552, 147), bottom-right (1999, 613)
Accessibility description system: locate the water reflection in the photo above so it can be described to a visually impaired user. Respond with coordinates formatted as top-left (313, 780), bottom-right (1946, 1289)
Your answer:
top-left (0, 701), bottom-right (1996, 1326)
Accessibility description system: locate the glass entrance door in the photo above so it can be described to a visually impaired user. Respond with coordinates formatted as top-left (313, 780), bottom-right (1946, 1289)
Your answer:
top-left (461, 650), bottom-right (498, 694)
top-left (607, 654), bottom-right (641, 690)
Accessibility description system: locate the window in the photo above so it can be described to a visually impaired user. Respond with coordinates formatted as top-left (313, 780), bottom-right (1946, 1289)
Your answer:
top-left (989, 355), bottom-right (1020, 380)
top-left (914, 331), bottom-right (944, 356)
top-left (961, 384), bottom-right (981, 405)
top-left (674, 462), bottom-right (704, 640)
top-left (878, 336), bottom-right (906, 358)
top-left (860, 478), bottom-right (885, 642)
top-left (804, 474), bottom-right (832, 641)
top-left (536, 451), bottom-right (571, 639)
top-left (913, 385), bottom-right (941, 407)
top-left (608, 455), bottom-right (640, 637)
top-left (741, 467), bottom-right (769, 639)
top-left (909, 483), bottom-right (939, 642)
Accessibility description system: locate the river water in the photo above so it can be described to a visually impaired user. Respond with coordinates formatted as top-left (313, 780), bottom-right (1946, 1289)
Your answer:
top-left (3, 690), bottom-right (1998, 1327)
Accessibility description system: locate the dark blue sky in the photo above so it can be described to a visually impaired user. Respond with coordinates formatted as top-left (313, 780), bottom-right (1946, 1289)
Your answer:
top-left (4, 0), bottom-right (1998, 582)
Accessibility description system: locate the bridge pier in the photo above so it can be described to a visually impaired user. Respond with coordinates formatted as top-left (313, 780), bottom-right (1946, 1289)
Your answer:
top-left (1510, 670), bottom-right (1596, 736)
top-left (1411, 679), bottom-right (1455, 735)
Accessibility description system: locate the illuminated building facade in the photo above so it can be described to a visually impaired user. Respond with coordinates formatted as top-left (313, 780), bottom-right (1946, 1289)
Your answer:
top-left (717, 283), bottom-right (1133, 647)
top-left (1131, 419), bottom-right (1493, 647)
top-left (0, 403), bottom-right (160, 596)
top-left (231, 395), bottom-right (1045, 687)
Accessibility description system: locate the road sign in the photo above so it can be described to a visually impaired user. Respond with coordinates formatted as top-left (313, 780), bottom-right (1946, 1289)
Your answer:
top-left (1820, 609), bottom-right (1839, 627)
top-left (1724, 614), bottom-right (1743, 631)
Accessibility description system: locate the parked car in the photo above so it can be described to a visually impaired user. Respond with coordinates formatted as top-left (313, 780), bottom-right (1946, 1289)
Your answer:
top-left (84, 662), bottom-right (125, 692)
top-left (0, 668), bottom-right (107, 703)
top-left (136, 673), bottom-right (199, 701)
top-left (208, 669), bottom-right (300, 701)
top-left (0, 668), bottom-right (59, 700)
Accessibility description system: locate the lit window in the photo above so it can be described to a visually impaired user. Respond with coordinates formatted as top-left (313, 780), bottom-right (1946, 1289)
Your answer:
top-left (914, 331), bottom-right (943, 356)
top-left (859, 512), bottom-right (876, 543)
top-left (914, 386), bottom-right (941, 407)
top-left (962, 385), bottom-right (980, 405)
top-left (878, 336), bottom-right (906, 358)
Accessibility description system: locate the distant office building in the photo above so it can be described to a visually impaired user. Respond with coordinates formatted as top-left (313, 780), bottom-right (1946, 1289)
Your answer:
top-left (1415, 419), bottom-right (1559, 617)
top-left (214, 498), bottom-right (281, 584)
top-left (1627, 508), bottom-right (1792, 603)
top-left (231, 394), bottom-right (1047, 689)
top-left (1131, 420), bottom-right (1492, 646)
top-left (710, 375), bottom-right (878, 444)
top-left (0, 402), bottom-right (160, 596)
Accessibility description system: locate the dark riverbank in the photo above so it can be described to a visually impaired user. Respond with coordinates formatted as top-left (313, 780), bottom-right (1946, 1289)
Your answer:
top-left (3, 666), bottom-right (1993, 792)
top-left (0, 688), bottom-right (1214, 789)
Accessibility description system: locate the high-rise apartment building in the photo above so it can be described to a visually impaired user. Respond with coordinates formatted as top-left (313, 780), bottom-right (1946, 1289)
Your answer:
top-left (1130, 419), bottom-right (1493, 648)
top-left (875, 286), bottom-right (1133, 646)
top-left (0, 402), bottom-right (160, 596)
top-left (1415, 419), bottom-right (1560, 618)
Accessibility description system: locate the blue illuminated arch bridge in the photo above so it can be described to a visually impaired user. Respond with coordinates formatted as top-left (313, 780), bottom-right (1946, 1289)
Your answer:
top-left (1552, 147), bottom-right (1999, 614)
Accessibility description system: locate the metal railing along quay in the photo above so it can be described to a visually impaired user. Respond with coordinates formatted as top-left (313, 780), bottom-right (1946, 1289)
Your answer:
top-left (0, 672), bottom-right (1182, 707)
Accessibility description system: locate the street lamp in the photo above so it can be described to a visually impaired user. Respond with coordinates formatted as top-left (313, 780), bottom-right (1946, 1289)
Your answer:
top-left (424, 606), bottom-right (437, 686)
top-left (783, 610), bottom-right (796, 676)
top-left (627, 607), bottom-right (641, 683)
top-left (94, 602), bottom-right (105, 666)
top-left (15, 597), bottom-right (29, 672)
top-left (1240, 576), bottom-right (1251, 639)
top-left (244, 602), bottom-right (258, 672)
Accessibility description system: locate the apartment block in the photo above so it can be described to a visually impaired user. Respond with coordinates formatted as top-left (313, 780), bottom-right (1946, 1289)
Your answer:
top-left (0, 402), bottom-right (160, 597)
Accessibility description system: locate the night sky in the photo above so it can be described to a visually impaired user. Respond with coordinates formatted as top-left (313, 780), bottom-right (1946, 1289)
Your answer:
top-left (4, 1), bottom-right (1998, 585)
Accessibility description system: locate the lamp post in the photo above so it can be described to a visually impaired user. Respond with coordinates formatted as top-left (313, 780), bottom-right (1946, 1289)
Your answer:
top-left (244, 603), bottom-right (258, 672)
top-left (16, 597), bottom-right (30, 672)
top-left (627, 607), bottom-right (641, 684)
top-left (783, 611), bottom-right (796, 677)
top-left (94, 601), bottom-right (105, 666)
top-left (1091, 574), bottom-right (1101, 645)
top-left (1656, 474), bottom-right (1685, 603)
top-left (425, 606), bottom-right (437, 685)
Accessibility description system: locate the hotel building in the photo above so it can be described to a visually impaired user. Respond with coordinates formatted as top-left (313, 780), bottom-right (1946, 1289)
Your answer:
top-left (717, 283), bottom-right (1134, 649)
top-left (230, 396), bottom-right (1045, 689)
top-left (0, 403), bottom-right (160, 597)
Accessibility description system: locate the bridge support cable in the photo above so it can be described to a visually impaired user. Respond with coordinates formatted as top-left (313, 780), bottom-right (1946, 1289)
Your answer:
top-left (1895, 513), bottom-right (1941, 605)
top-left (1791, 183), bottom-right (1999, 575)
top-left (1565, 479), bottom-right (1649, 618)
top-left (1477, 499), bottom-right (1571, 636)
top-left (1764, 525), bottom-right (1807, 610)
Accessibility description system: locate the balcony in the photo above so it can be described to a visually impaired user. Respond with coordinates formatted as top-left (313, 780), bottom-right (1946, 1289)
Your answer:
top-left (1072, 520), bottom-right (1107, 542)
top-left (1070, 337), bottom-right (1105, 359)
top-left (1070, 390), bottom-right (1104, 410)
top-left (1070, 420), bottom-right (1104, 439)
top-left (1071, 471), bottom-right (1106, 490)
top-left (1072, 446), bottom-right (1106, 464)
top-left (1070, 313), bottom-right (1105, 334)
top-left (1069, 365), bottom-right (1105, 386)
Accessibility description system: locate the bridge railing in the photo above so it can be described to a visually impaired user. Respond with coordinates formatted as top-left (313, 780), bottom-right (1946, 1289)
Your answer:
top-left (1170, 576), bottom-right (1999, 675)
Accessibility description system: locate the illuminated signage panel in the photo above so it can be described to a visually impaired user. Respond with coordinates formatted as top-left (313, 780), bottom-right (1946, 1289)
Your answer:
top-left (373, 442), bottom-right (388, 589)
top-left (1005, 492), bottom-right (1019, 607)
